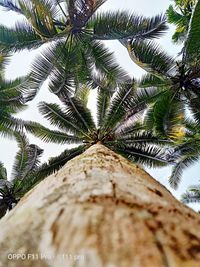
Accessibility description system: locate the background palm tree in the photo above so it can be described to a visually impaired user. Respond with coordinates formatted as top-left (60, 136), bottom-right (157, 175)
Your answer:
top-left (118, 0), bottom-right (200, 189)
top-left (0, 53), bottom-right (29, 136)
top-left (0, 0), bottom-right (168, 100)
top-left (0, 133), bottom-right (43, 218)
top-left (24, 80), bottom-right (173, 177)
top-left (182, 182), bottom-right (200, 204)
top-left (122, 41), bottom-right (200, 188)
top-left (166, 0), bottom-right (197, 43)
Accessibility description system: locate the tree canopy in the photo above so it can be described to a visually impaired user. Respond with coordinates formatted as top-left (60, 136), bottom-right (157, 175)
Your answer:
top-left (0, 0), bottom-right (200, 218)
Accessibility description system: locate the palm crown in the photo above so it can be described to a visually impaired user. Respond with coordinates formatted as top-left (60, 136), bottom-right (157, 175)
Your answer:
top-left (0, 0), bottom-right (168, 100)
top-left (24, 80), bottom-right (173, 177)
top-left (121, 0), bottom-right (200, 137)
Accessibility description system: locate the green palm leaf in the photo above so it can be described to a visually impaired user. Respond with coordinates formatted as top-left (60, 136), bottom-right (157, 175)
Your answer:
top-left (97, 86), bottom-right (113, 128)
top-left (127, 40), bottom-right (175, 76)
top-left (138, 73), bottom-right (169, 88)
top-left (90, 12), bottom-right (167, 40)
top-left (145, 91), bottom-right (185, 138)
top-left (25, 121), bottom-right (83, 144)
top-left (103, 82), bottom-right (136, 130)
top-left (0, 22), bottom-right (43, 52)
top-left (169, 140), bottom-right (200, 189)
top-left (111, 143), bottom-right (169, 168)
top-left (11, 133), bottom-right (34, 180)
top-left (185, 0), bottom-right (200, 62)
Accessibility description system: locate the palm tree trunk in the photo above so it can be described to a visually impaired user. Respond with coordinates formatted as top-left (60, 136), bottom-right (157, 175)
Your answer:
top-left (0, 144), bottom-right (200, 267)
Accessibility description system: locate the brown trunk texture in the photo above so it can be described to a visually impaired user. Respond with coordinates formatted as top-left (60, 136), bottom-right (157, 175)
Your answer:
top-left (0, 144), bottom-right (200, 267)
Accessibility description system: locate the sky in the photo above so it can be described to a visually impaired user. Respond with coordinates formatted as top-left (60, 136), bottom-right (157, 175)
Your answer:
top-left (0, 0), bottom-right (199, 209)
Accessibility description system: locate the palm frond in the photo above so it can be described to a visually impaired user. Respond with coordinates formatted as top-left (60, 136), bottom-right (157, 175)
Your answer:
top-left (0, 76), bottom-right (32, 104)
top-left (169, 143), bottom-right (200, 189)
top-left (76, 84), bottom-right (90, 107)
top-left (13, 145), bottom-right (86, 197)
top-left (167, 5), bottom-right (183, 26)
top-left (25, 121), bottom-right (83, 144)
top-left (11, 133), bottom-right (30, 180)
top-left (184, 0), bottom-right (200, 62)
top-left (103, 81), bottom-right (136, 130)
top-left (145, 91), bottom-right (185, 138)
top-left (189, 96), bottom-right (200, 126)
top-left (0, 21), bottom-right (43, 52)
top-left (111, 142), bottom-right (169, 168)
top-left (90, 12), bottom-right (167, 40)
top-left (29, 40), bottom-right (85, 99)
top-left (18, 144), bottom-right (43, 179)
top-left (85, 40), bottom-right (129, 84)
top-left (28, 41), bottom-right (64, 98)
top-left (115, 131), bottom-right (171, 147)
top-left (0, 114), bottom-right (26, 133)
top-left (63, 96), bottom-right (96, 132)
top-left (38, 101), bottom-right (90, 137)
top-left (97, 87), bottom-right (112, 128)
top-left (127, 40), bottom-right (175, 76)
top-left (123, 86), bottom-right (163, 122)
top-left (138, 73), bottom-right (169, 88)
top-left (0, 53), bottom-right (10, 75)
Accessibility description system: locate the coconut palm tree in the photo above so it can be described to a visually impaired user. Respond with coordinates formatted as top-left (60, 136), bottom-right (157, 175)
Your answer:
top-left (119, 0), bottom-right (200, 188)
top-left (166, 0), bottom-right (196, 43)
top-left (0, 133), bottom-right (44, 219)
top-left (122, 38), bottom-right (200, 188)
top-left (0, 0), bottom-right (168, 100)
top-left (182, 183), bottom-right (200, 204)
top-left (24, 80), bottom-right (173, 177)
top-left (0, 53), bottom-right (29, 136)
top-left (120, 39), bottom-right (200, 136)
top-left (1, 143), bottom-right (200, 267)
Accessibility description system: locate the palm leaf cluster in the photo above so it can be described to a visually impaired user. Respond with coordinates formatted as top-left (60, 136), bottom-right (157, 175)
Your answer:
top-left (0, 133), bottom-right (44, 218)
top-left (24, 80), bottom-right (173, 177)
top-left (0, 53), bottom-right (29, 136)
top-left (0, 0), bottom-right (168, 100)
top-left (166, 0), bottom-right (197, 43)
top-left (168, 120), bottom-right (200, 188)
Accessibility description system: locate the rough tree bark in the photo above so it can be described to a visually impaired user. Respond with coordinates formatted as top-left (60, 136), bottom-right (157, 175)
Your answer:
top-left (0, 144), bottom-right (200, 267)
